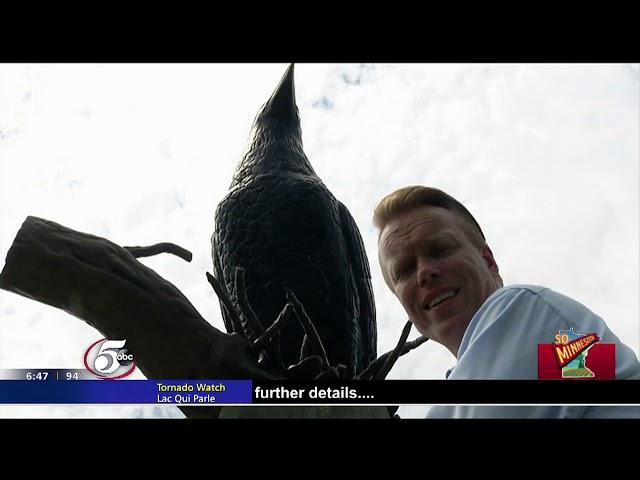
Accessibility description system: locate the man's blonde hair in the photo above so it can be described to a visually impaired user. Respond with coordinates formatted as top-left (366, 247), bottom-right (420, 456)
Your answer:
top-left (373, 186), bottom-right (486, 249)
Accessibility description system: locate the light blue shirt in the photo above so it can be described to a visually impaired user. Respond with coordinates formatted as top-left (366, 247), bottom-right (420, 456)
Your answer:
top-left (426, 285), bottom-right (640, 418)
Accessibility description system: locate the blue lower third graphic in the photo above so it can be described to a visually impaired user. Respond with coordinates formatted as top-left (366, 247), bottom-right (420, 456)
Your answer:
top-left (0, 380), bottom-right (252, 405)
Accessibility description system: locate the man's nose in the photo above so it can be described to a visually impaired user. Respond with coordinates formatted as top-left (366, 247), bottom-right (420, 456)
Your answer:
top-left (417, 258), bottom-right (441, 287)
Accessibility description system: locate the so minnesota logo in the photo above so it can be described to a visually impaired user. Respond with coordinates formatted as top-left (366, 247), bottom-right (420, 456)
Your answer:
top-left (538, 328), bottom-right (615, 379)
top-left (84, 339), bottom-right (137, 379)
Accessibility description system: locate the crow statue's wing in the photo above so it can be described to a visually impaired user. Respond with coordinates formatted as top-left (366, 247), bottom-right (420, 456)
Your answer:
top-left (212, 239), bottom-right (236, 335)
top-left (338, 201), bottom-right (377, 369)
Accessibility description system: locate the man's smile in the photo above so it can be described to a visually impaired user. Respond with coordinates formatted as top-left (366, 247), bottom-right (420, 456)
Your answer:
top-left (423, 287), bottom-right (461, 311)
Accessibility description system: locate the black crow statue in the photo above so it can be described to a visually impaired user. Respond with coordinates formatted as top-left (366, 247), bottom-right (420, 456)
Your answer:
top-left (211, 64), bottom-right (377, 379)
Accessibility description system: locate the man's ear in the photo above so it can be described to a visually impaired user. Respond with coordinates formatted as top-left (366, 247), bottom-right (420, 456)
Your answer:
top-left (481, 245), bottom-right (499, 274)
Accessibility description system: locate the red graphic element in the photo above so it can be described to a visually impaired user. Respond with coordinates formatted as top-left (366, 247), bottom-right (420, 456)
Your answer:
top-left (538, 343), bottom-right (615, 379)
top-left (553, 333), bottom-right (600, 368)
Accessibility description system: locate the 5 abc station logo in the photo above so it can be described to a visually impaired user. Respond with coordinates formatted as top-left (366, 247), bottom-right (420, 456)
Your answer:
top-left (84, 339), bottom-right (137, 379)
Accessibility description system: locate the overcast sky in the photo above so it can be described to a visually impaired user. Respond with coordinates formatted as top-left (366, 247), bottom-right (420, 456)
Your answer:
top-left (1, 63), bottom-right (638, 418)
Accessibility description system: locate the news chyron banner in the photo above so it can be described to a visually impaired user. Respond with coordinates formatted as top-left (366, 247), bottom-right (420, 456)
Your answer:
top-left (1, 336), bottom-right (639, 406)
top-left (2, 377), bottom-right (640, 405)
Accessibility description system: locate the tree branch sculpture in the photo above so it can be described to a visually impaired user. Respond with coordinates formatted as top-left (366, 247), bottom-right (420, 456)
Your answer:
top-left (0, 216), bottom-right (427, 418)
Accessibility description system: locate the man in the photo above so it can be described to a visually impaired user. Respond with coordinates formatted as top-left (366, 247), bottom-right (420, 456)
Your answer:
top-left (374, 185), bottom-right (640, 418)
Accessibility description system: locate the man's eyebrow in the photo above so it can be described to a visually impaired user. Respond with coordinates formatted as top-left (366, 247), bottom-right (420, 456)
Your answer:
top-left (382, 229), bottom-right (457, 256)
top-left (429, 231), bottom-right (458, 243)
top-left (382, 235), bottom-right (407, 256)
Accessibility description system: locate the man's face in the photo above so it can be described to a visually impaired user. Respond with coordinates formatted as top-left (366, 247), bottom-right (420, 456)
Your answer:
top-left (379, 206), bottom-right (501, 356)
